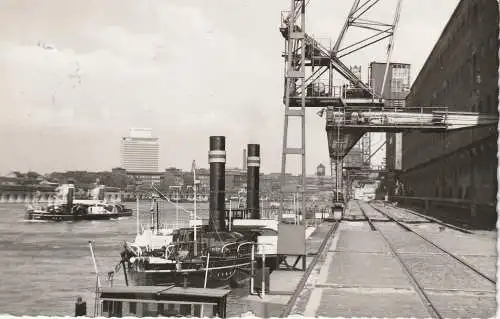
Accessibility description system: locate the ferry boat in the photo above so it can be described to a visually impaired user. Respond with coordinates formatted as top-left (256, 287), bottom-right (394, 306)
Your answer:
top-left (26, 200), bottom-right (133, 221)
top-left (25, 183), bottom-right (132, 222)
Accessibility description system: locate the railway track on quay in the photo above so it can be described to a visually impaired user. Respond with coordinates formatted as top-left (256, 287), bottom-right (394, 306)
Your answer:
top-left (357, 201), bottom-right (496, 318)
top-left (281, 220), bottom-right (340, 317)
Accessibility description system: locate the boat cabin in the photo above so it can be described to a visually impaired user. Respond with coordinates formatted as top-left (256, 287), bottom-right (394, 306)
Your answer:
top-left (98, 286), bottom-right (229, 318)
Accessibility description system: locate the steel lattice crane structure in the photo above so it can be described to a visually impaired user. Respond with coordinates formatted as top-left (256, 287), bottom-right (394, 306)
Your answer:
top-left (278, 0), bottom-right (498, 218)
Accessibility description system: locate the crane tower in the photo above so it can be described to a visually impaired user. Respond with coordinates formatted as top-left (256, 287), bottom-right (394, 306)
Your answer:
top-left (278, 0), bottom-right (496, 217)
top-left (279, 0), bottom-right (404, 216)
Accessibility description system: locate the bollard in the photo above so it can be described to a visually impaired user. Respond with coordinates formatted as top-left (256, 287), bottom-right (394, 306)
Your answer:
top-left (74, 296), bottom-right (87, 317)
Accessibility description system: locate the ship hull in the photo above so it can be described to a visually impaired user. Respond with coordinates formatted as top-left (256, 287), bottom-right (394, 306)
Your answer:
top-left (125, 255), bottom-right (269, 289)
top-left (26, 210), bottom-right (133, 222)
top-left (127, 266), bottom-right (250, 289)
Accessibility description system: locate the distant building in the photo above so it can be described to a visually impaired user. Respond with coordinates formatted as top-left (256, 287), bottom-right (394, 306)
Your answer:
top-left (343, 147), bottom-right (363, 168)
top-left (121, 128), bottom-right (160, 185)
top-left (111, 167), bottom-right (126, 174)
top-left (316, 163), bottom-right (326, 176)
top-left (242, 149), bottom-right (247, 170)
top-left (369, 61), bottom-right (411, 172)
top-left (121, 128), bottom-right (160, 173)
top-left (196, 168), bottom-right (210, 194)
top-left (369, 62), bottom-right (411, 108)
top-left (126, 172), bottom-right (163, 188)
top-left (226, 168), bottom-right (246, 194)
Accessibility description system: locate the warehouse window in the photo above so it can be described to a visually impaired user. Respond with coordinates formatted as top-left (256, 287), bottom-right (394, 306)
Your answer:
top-left (472, 53), bottom-right (477, 83)
top-left (464, 186), bottom-right (470, 199)
top-left (471, 4), bottom-right (479, 24)
top-left (486, 94), bottom-right (492, 113)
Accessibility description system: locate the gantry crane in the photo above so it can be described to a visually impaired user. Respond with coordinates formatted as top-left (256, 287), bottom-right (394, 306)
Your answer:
top-left (278, 0), bottom-right (498, 218)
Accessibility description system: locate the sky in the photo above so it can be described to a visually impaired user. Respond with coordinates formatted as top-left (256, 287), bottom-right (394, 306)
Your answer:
top-left (0, 0), bottom-right (460, 175)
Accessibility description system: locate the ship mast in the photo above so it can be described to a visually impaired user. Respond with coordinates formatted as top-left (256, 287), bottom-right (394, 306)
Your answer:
top-left (192, 160), bottom-right (198, 256)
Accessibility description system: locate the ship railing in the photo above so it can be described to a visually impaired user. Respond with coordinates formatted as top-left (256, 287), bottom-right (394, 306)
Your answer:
top-left (325, 106), bottom-right (450, 126)
top-left (237, 242), bottom-right (254, 257)
top-left (165, 244), bottom-right (177, 260)
top-left (163, 240), bottom-right (210, 260)
top-left (221, 242), bottom-right (239, 256)
top-left (224, 208), bottom-right (283, 221)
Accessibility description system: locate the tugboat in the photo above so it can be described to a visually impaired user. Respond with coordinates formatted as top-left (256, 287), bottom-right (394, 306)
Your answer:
top-left (120, 138), bottom-right (278, 289)
top-left (122, 221), bottom-right (255, 288)
top-left (25, 182), bottom-right (133, 222)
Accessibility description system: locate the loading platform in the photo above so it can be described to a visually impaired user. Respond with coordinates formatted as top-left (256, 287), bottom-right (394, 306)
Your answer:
top-left (232, 201), bottom-right (496, 318)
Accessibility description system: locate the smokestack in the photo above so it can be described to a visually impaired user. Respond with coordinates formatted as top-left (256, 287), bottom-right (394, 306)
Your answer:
top-left (98, 186), bottom-right (105, 201)
top-left (243, 149), bottom-right (247, 170)
top-left (209, 136), bottom-right (226, 232)
top-left (247, 144), bottom-right (260, 219)
top-left (67, 180), bottom-right (74, 213)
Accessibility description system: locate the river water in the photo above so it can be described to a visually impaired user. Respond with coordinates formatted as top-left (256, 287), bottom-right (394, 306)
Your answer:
top-left (0, 202), bottom-right (282, 317)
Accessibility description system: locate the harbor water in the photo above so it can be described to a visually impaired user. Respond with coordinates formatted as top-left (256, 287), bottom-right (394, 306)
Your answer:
top-left (0, 202), bottom-right (282, 317)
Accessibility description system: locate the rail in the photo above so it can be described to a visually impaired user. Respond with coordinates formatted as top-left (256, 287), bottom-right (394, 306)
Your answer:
top-left (356, 203), bottom-right (442, 319)
top-left (371, 201), bottom-right (471, 234)
top-left (367, 203), bottom-right (495, 284)
top-left (392, 195), bottom-right (496, 208)
top-left (282, 221), bottom-right (340, 317)
top-left (391, 195), bottom-right (496, 229)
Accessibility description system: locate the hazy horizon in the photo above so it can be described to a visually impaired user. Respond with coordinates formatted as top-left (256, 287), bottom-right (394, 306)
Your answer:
top-left (0, 0), bottom-right (460, 176)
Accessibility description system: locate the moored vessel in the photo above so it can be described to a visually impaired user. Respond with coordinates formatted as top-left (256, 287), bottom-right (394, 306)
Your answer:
top-left (25, 182), bottom-right (132, 222)
top-left (120, 138), bottom-right (278, 289)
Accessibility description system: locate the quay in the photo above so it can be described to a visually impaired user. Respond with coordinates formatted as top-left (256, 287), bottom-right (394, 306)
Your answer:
top-left (232, 200), bottom-right (496, 318)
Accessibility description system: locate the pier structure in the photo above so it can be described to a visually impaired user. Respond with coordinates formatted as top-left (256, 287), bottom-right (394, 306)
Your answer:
top-left (227, 201), bottom-right (496, 318)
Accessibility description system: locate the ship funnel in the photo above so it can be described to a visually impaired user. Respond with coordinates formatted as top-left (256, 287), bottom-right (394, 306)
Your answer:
top-left (246, 144), bottom-right (260, 219)
top-left (98, 185), bottom-right (105, 201)
top-left (209, 136), bottom-right (226, 232)
top-left (67, 180), bottom-right (75, 213)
